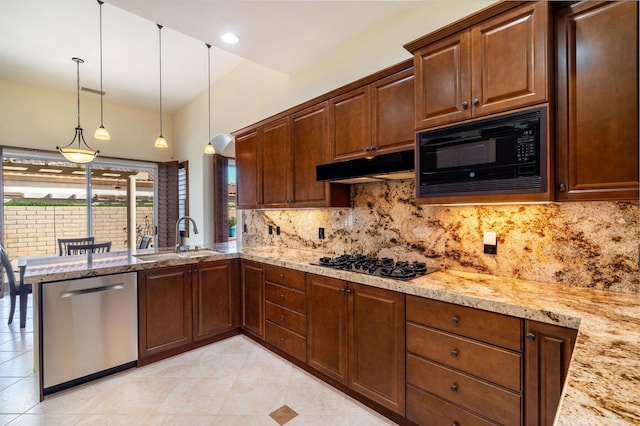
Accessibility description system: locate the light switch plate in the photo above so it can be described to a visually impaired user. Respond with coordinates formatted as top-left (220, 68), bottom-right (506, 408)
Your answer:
top-left (483, 232), bottom-right (497, 255)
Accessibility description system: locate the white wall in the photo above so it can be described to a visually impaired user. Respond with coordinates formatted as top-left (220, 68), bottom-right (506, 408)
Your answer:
top-left (173, 0), bottom-right (495, 245)
top-left (0, 78), bottom-right (175, 163)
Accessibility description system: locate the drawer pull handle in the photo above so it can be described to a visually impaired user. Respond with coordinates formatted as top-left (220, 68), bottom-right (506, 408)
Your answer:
top-left (450, 349), bottom-right (458, 358)
top-left (451, 316), bottom-right (459, 325)
top-left (527, 332), bottom-right (536, 341)
top-left (450, 384), bottom-right (458, 393)
top-left (280, 314), bottom-right (285, 321)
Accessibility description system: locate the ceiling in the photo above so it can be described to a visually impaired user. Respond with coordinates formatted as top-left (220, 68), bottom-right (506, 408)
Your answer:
top-left (0, 0), bottom-right (418, 113)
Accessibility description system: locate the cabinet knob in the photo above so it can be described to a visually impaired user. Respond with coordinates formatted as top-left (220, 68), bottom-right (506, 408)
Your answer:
top-left (527, 332), bottom-right (536, 341)
top-left (280, 314), bottom-right (286, 321)
top-left (279, 337), bottom-right (285, 344)
top-left (279, 294), bottom-right (285, 300)
top-left (279, 273), bottom-right (285, 279)
top-left (452, 423), bottom-right (460, 426)
top-left (450, 349), bottom-right (458, 358)
top-left (370, 146), bottom-right (376, 151)
top-left (340, 288), bottom-right (346, 294)
top-left (364, 147), bottom-right (371, 152)
top-left (472, 98), bottom-right (480, 106)
top-left (450, 384), bottom-right (458, 393)
top-left (451, 316), bottom-right (459, 325)
top-left (558, 183), bottom-right (566, 192)
top-left (346, 289), bottom-right (352, 295)
top-left (461, 100), bottom-right (468, 109)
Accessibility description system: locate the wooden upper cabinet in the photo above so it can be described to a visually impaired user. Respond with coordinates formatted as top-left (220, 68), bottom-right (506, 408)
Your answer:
top-left (235, 130), bottom-right (261, 209)
top-left (262, 117), bottom-right (293, 208)
top-left (414, 31), bottom-right (471, 129)
top-left (330, 86), bottom-right (372, 161)
top-left (470, 1), bottom-right (548, 117)
top-left (410, 1), bottom-right (549, 130)
top-left (330, 67), bottom-right (415, 161)
top-left (371, 68), bottom-right (415, 155)
top-left (555, 1), bottom-right (639, 201)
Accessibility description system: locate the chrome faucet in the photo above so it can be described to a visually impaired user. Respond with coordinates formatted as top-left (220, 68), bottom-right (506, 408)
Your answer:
top-left (175, 216), bottom-right (199, 253)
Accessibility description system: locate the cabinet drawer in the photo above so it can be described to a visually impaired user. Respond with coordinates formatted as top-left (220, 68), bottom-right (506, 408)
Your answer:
top-left (264, 264), bottom-right (305, 290)
top-left (406, 296), bottom-right (522, 352)
top-left (265, 321), bottom-right (306, 362)
top-left (265, 282), bottom-right (305, 313)
top-left (407, 323), bottom-right (522, 391)
top-left (265, 301), bottom-right (306, 335)
top-left (407, 354), bottom-right (521, 425)
top-left (407, 384), bottom-right (497, 426)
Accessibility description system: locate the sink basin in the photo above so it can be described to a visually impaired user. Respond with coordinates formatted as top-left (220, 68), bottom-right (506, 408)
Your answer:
top-left (179, 250), bottom-right (219, 258)
top-left (134, 252), bottom-right (181, 262)
top-left (134, 249), bottom-right (219, 262)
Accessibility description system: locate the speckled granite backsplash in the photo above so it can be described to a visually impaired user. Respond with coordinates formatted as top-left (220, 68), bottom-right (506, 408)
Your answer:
top-left (241, 180), bottom-right (639, 293)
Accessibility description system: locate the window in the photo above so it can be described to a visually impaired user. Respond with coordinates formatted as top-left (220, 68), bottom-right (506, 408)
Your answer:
top-left (178, 161), bottom-right (189, 235)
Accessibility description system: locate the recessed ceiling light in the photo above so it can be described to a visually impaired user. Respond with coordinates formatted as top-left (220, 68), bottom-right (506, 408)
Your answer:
top-left (220, 32), bottom-right (239, 44)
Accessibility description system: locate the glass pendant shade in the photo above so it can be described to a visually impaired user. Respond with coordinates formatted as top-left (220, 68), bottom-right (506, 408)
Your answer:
top-left (204, 142), bottom-right (216, 155)
top-left (57, 58), bottom-right (99, 164)
top-left (94, 125), bottom-right (110, 140)
top-left (155, 135), bottom-right (168, 149)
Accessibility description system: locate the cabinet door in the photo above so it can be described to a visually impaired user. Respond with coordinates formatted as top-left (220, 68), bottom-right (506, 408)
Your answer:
top-left (235, 129), bottom-right (261, 209)
top-left (371, 68), bottom-right (415, 154)
top-left (555, 1), bottom-right (639, 201)
top-left (262, 117), bottom-right (293, 207)
top-left (414, 31), bottom-right (471, 130)
top-left (193, 260), bottom-right (239, 341)
top-left (525, 320), bottom-right (577, 426)
top-left (471, 1), bottom-right (549, 117)
top-left (241, 260), bottom-right (264, 337)
top-left (348, 283), bottom-right (405, 415)
top-left (329, 86), bottom-right (371, 161)
top-left (138, 265), bottom-right (192, 359)
top-left (292, 103), bottom-right (332, 206)
top-left (306, 274), bottom-right (348, 385)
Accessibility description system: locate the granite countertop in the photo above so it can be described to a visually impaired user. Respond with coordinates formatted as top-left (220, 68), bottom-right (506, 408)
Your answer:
top-left (22, 244), bottom-right (640, 425)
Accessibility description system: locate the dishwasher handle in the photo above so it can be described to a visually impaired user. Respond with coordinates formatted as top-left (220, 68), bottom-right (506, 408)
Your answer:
top-left (61, 284), bottom-right (125, 298)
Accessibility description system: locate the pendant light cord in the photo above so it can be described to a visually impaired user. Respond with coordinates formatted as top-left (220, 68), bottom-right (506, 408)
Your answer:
top-left (98, 0), bottom-right (105, 126)
top-left (207, 43), bottom-right (211, 143)
top-left (75, 58), bottom-right (82, 128)
top-left (157, 24), bottom-right (163, 137)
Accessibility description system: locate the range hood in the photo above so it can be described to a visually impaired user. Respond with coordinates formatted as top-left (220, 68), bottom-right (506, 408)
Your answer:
top-left (316, 150), bottom-right (415, 184)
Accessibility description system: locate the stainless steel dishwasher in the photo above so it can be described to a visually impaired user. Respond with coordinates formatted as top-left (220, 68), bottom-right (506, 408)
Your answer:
top-left (42, 272), bottom-right (138, 395)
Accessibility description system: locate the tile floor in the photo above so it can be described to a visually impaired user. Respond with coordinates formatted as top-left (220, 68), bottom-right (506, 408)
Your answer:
top-left (0, 296), bottom-right (397, 425)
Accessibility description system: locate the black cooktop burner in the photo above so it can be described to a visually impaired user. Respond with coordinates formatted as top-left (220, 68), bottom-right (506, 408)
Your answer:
top-left (315, 254), bottom-right (435, 281)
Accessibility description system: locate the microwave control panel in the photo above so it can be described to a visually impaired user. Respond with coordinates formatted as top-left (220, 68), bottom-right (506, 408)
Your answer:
top-left (516, 129), bottom-right (537, 163)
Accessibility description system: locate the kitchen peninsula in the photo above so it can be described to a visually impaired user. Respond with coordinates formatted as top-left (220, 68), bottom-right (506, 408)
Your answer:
top-left (22, 244), bottom-right (640, 425)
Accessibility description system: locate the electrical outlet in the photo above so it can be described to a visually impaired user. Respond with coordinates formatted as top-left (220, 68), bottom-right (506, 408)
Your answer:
top-left (483, 232), bottom-right (497, 255)
top-left (276, 226), bottom-right (280, 235)
top-left (268, 225), bottom-right (273, 235)
top-left (319, 227), bottom-right (325, 240)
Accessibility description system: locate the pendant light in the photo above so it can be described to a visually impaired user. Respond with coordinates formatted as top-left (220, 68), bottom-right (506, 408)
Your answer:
top-left (154, 24), bottom-right (168, 149)
top-left (93, 0), bottom-right (110, 140)
top-left (57, 57), bottom-right (99, 164)
top-left (204, 43), bottom-right (216, 155)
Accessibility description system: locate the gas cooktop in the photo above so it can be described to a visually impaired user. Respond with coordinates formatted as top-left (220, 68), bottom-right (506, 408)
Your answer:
top-left (313, 254), bottom-right (437, 281)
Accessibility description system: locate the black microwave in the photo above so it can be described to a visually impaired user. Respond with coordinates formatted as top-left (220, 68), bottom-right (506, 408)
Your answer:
top-left (417, 107), bottom-right (547, 198)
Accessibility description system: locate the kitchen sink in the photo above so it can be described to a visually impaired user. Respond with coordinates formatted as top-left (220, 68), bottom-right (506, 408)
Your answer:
top-left (134, 249), bottom-right (219, 262)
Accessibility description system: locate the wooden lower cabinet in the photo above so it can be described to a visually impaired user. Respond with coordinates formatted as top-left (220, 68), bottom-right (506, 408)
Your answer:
top-left (138, 260), bottom-right (240, 363)
top-left (525, 320), bottom-right (577, 426)
top-left (306, 274), bottom-right (405, 415)
top-left (138, 265), bottom-right (192, 359)
top-left (193, 260), bottom-right (239, 341)
top-left (241, 260), bottom-right (265, 337)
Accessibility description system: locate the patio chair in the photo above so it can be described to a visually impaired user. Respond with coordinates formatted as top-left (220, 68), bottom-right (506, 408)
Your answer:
top-left (67, 242), bottom-right (112, 255)
top-left (58, 237), bottom-right (95, 256)
top-left (1, 244), bottom-right (31, 328)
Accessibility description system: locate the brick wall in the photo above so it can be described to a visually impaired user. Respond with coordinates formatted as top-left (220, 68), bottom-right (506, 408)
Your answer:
top-left (3, 206), bottom-right (154, 257)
